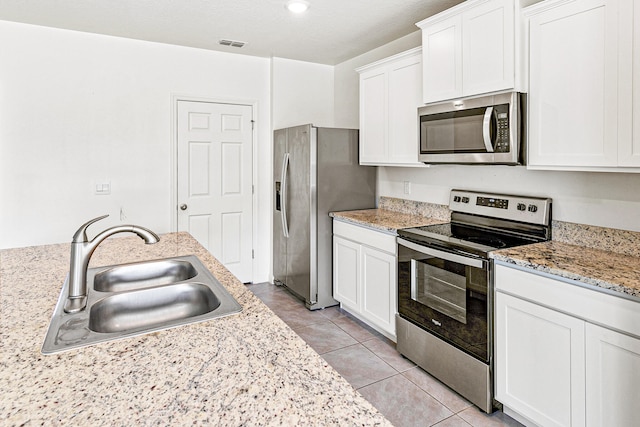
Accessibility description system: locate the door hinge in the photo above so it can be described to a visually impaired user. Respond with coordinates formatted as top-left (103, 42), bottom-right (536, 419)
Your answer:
top-left (251, 120), bottom-right (255, 130)
top-left (252, 184), bottom-right (254, 195)
top-left (252, 249), bottom-right (255, 259)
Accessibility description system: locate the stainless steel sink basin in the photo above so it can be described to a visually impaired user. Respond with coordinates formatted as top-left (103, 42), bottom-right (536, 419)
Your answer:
top-left (42, 255), bottom-right (242, 354)
top-left (93, 259), bottom-right (198, 292)
top-left (89, 283), bottom-right (221, 333)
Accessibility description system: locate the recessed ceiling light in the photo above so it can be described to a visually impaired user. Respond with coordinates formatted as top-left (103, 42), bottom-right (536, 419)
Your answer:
top-left (286, 0), bottom-right (310, 13)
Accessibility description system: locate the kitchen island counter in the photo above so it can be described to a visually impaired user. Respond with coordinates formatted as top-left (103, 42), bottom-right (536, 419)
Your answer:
top-left (491, 240), bottom-right (640, 300)
top-left (0, 232), bottom-right (390, 426)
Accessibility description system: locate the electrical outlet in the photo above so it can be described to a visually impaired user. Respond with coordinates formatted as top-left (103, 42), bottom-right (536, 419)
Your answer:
top-left (403, 181), bottom-right (411, 195)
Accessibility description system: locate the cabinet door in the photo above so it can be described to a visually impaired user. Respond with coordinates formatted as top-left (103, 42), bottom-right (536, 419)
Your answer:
top-left (619, 0), bottom-right (640, 166)
top-left (387, 54), bottom-right (423, 165)
top-left (333, 236), bottom-right (360, 312)
top-left (361, 245), bottom-right (396, 337)
top-left (586, 323), bottom-right (640, 426)
top-left (422, 15), bottom-right (462, 104)
top-left (462, 0), bottom-right (514, 96)
top-left (359, 69), bottom-right (387, 164)
top-left (495, 292), bottom-right (586, 427)
top-left (528, 0), bottom-right (618, 168)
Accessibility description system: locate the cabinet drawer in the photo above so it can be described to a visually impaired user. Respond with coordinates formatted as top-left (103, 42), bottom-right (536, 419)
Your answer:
top-left (333, 220), bottom-right (396, 254)
top-left (495, 263), bottom-right (640, 338)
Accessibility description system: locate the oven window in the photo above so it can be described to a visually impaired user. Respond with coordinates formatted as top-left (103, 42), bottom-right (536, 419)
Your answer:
top-left (411, 258), bottom-right (467, 324)
top-left (398, 243), bottom-right (489, 362)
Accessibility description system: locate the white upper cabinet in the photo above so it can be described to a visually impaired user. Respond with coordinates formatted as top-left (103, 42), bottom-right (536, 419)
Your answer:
top-left (526, 0), bottom-right (640, 171)
top-left (618, 0), bottom-right (640, 166)
top-left (420, 14), bottom-right (463, 103)
top-left (462, 0), bottom-right (515, 96)
top-left (357, 48), bottom-right (425, 166)
top-left (417, 0), bottom-right (518, 104)
top-left (526, 0), bottom-right (619, 169)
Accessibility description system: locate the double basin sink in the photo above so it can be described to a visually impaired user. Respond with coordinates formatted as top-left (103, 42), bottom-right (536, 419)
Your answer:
top-left (42, 255), bottom-right (242, 354)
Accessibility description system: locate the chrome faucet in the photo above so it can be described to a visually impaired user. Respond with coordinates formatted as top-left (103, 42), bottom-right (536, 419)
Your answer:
top-left (63, 215), bottom-right (160, 313)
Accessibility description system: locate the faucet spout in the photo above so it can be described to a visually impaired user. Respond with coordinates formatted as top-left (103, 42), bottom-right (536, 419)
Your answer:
top-left (63, 215), bottom-right (160, 313)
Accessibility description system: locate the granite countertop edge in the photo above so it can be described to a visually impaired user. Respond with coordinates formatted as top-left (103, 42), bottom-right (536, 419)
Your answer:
top-left (330, 208), bottom-right (446, 234)
top-left (491, 241), bottom-right (640, 301)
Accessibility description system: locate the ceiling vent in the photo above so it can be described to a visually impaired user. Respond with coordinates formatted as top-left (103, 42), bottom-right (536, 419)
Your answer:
top-left (219, 39), bottom-right (246, 48)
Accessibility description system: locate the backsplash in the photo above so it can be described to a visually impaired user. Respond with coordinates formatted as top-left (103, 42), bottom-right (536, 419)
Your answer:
top-left (552, 221), bottom-right (640, 258)
top-left (378, 197), bottom-right (450, 221)
top-left (380, 197), bottom-right (640, 257)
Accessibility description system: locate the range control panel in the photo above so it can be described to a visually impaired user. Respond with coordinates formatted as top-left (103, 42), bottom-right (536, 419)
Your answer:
top-left (476, 196), bottom-right (509, 209)
top-left (449, 190), bottom-right (551, 225)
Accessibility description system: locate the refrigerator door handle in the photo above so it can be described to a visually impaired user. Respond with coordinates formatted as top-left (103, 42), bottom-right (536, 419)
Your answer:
top-left (280, 152), bottom-right (290, 238)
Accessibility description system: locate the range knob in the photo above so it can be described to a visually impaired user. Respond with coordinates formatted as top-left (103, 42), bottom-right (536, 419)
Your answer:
top-left (453, 196), bottom-right (461, 202)
top-left (517, 203), bottom-right (526, 211)
top-left (528, 204), bottom-right (538, 213)
top-left (461, 197), bottom-right (470, 203)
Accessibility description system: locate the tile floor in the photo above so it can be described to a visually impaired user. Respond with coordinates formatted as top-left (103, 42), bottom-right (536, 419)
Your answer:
top-left (247, 282), bottom-right (523, 427)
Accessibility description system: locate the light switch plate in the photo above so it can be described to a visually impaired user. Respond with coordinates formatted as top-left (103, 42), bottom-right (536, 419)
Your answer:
top-left (94, 181), bottom-right (111, 195)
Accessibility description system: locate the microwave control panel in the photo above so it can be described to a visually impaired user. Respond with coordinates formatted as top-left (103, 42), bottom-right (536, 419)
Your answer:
top-left (494, 104), bottom-right (510, 153)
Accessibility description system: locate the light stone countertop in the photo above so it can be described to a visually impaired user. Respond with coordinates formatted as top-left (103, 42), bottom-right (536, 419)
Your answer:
top-left (491, 241), bottom-right (640, 300)
top-left (330, 208), bottom-right (446, 234)
top-left (332, 206), bottom-right (640, 301)
top-left (0, 232), bottom-right (390, 426)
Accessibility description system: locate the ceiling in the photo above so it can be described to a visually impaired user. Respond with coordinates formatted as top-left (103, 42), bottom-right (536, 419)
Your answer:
top-left (0, 0), bottom-right (464, 65)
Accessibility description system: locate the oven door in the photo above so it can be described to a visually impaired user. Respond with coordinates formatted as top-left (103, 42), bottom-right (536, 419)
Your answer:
top-left (397, 237), bottom-right (490, 363)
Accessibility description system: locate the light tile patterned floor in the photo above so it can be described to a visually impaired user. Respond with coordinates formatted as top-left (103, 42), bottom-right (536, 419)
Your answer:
top-left (247, 282), bottom-right (523, 427)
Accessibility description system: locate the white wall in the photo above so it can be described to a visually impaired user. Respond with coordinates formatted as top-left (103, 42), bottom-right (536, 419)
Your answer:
top-left (271, 57), bottom-right (334, 129)
top-left (0, 21), bottom-right (272, 281)
top-left (334, 30), bottom-right (640, 233)
top-left (334, 31), bottom-right (421, 129)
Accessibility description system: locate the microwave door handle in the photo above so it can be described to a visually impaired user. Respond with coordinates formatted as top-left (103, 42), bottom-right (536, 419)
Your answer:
top-left (482, 106), bottom-right (495, 153)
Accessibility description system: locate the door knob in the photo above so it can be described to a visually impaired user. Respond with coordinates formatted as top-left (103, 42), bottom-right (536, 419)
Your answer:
top-left (180, 204), bottom-right (188, 211)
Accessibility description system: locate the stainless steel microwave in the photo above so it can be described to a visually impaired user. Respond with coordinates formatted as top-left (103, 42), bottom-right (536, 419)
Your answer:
top-left (418, 92), bottom-right (526, 165)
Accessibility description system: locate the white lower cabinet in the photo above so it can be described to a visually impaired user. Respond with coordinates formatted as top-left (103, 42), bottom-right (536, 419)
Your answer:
top-left (333, 236), bottom-right (360, 312)
top-left (495, 263), bottom-right (640, 427)
top-left (496, 292), bottom-right (585, 427)
top-left (333, 220), bottom-right (397, 340)
top-left (585, 323), bottom-right (640, 426)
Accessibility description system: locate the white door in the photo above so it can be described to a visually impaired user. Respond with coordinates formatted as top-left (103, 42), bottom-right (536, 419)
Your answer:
top-left (462, 0), bottom-right (514, 96)
top-left (495, 292), bottom-right (586, 427)
top-left (527, 0), bottom-right (618, 167)
top-left (177, 100), bottom-right (253, 282)
top-left (359, 68), bottom-right (387, 164)
top-left (387, 51), bottom-right (423, 165)
top-left (333, 235), bottom-right (360, 312)
top-left (361, 245), bottom-right (396, 337)
top-left (586, 323), bottom-right (640, 426)
top-left (421, 14), bottom-right (462, 103)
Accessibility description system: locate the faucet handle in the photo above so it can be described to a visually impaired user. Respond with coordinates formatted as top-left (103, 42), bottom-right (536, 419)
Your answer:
top-left (72, 214), bottom-right (109, 243)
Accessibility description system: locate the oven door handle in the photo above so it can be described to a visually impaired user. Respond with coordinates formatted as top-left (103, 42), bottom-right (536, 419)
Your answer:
top-left (397, 238), bottom-right (485, 269)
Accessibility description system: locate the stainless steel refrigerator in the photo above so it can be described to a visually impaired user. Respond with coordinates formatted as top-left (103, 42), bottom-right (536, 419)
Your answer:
top-left (273, 124), bottom-right (376, 310)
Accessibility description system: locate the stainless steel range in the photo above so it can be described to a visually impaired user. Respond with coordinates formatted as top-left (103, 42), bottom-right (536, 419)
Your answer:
top-left (396, 190), bottom-right (552, 413)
